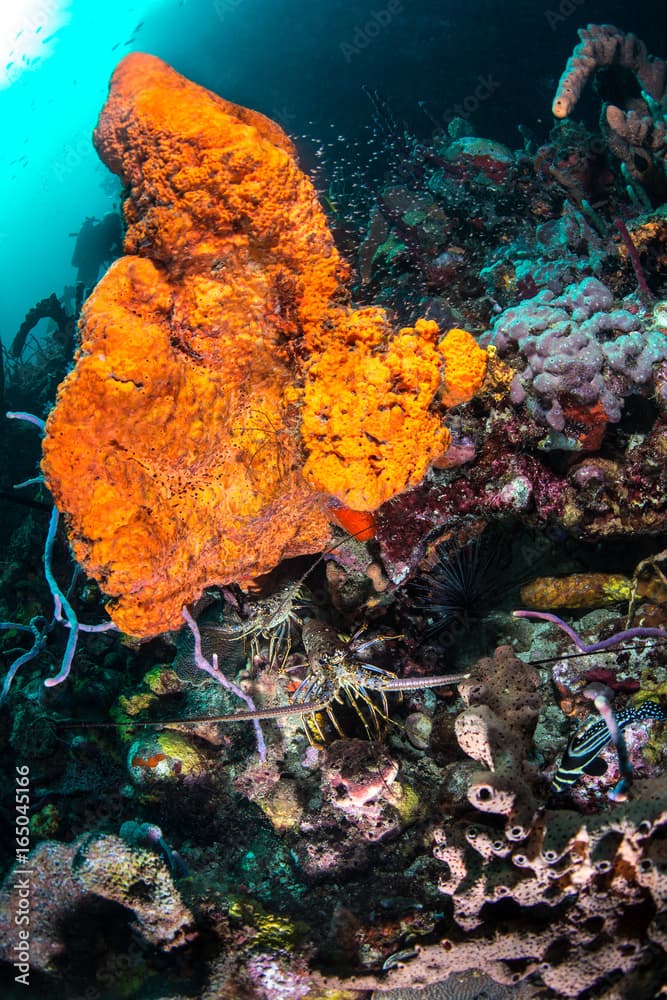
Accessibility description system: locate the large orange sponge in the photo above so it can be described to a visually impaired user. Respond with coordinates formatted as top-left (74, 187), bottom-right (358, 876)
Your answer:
top-left (41, 53), bottom-right (343, 637)
top-left (42, 252), bottom-right (330, 637)
top-left (439, 327), bottom-right (488, 407)
top-left (40, 53), bottom-right (484, 638)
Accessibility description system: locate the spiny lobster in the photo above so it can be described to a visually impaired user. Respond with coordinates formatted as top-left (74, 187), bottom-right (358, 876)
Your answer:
top-left (61, 615), bottom-right (469, 745)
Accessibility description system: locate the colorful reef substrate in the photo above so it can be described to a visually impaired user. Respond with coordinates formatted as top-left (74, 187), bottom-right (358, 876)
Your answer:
top-left (2, 22), bottom-right (667, 1000)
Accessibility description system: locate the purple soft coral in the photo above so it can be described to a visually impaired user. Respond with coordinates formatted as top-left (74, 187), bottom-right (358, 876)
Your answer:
top-left (492, 277), bottom-right (667, 438)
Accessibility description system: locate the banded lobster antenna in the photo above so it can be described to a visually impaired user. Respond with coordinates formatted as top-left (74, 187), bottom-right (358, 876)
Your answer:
top-left (366, 671), bottom-right (471, 692)
top-left (57, 698), bottom-right (334, 729)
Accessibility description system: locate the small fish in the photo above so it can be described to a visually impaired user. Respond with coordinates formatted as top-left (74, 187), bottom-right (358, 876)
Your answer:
top-left (552, 700), bottom-right (665, 793)
top-left (382, 946), bottom-right (419, 971)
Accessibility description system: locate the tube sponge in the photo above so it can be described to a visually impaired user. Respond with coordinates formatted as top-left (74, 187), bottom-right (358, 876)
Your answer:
top-left (552, 24), bottom-right (666, 120)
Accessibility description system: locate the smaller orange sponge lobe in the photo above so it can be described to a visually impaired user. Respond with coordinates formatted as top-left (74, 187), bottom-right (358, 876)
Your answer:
top-left (300, 315), bottom-right (451, 512)
top-left (439, 328), bottom-right (488, 408)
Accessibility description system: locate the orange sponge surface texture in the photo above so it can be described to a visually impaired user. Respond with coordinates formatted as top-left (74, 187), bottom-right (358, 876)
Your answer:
top-left (42, 54), bottom-right (480, 637)
top-left (41, 53), bottom-right (342, 636)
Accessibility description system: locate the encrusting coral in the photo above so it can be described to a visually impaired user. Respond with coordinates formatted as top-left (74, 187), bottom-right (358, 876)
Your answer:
top-left (41, 53), bottom-right (476, 636)
top-left (491, 275), bottom-right (667, 439)
top-left (520, 570), bottom-right (667, 609)
top-left (0, 833), bottom-right (195, 972)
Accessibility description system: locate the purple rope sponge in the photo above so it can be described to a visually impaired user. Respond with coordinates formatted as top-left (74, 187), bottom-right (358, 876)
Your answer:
top-left (513, 609), bottom-right (667, 652)
top-left (182, 607), bottom-right (267, 761)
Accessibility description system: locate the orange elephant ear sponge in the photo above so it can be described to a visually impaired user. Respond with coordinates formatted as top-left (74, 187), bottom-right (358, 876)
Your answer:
top-left (40, 54), bottom-right (485, 638)
top-left (41, 53), bottom-right (341, 637)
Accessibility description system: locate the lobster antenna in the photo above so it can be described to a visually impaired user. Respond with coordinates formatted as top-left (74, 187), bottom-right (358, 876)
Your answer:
top-left (56, 698), bottom-right (333, 729)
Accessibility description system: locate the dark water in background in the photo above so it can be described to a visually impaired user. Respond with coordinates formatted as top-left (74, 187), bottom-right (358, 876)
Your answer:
top-left (1, 0), bottom-right (665, 344)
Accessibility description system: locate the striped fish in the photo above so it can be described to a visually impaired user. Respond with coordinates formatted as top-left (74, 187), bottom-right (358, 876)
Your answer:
top-left (552, 700), bottom-right (665, 793)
